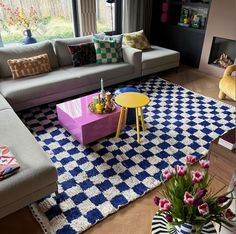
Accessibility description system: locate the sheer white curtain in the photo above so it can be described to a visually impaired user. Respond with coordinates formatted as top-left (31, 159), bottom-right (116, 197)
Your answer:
top-left (78, 0), bottom-right (97, 36)
top-left (122, 0), bottom-right (152, 39)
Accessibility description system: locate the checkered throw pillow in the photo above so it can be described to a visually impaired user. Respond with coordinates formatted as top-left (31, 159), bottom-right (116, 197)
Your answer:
top-left (93, 33), bottom-right (123, 62)
top-left (93, 37), bottom-right (119, 64)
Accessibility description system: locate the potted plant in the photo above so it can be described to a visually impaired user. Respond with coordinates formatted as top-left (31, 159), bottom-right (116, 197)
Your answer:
top-left (154, 155), bottom-right (236, 233)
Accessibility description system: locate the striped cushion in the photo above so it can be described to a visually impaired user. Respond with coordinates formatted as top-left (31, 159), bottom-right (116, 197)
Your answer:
top-left (7, 53), bottom-right (51, 79)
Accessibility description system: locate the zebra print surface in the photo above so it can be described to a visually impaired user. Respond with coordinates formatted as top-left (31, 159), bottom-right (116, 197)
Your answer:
top-left (151, 213), bottom-right (217, 234)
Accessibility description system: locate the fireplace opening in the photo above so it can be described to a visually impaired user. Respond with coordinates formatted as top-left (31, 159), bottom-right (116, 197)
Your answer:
top-left (208, 37), bottom-right (236, 69)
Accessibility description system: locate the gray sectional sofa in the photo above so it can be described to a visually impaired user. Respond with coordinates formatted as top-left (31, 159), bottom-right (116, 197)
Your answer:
top-left (0, 35), bottom-right (179, 111)
top-left (0, 35), bottom-right (179, 219)
top-left (0, 95), bottom-right (58, 219)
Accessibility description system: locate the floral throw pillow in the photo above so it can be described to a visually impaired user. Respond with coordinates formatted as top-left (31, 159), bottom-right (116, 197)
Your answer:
top-left (68, 43), bottom-right (96, 67)
top-left (93, 37), bottom-right (119, 64)
top-left (123, 30), bottom-right (151, 50)
top-left (93, 33), bottom-right (123, 62)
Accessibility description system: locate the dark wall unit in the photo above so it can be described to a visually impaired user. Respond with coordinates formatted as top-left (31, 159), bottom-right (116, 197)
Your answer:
top-left (151, 0), bottom-right (211, 67)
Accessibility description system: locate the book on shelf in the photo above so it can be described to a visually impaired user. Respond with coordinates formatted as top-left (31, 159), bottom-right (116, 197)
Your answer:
top-left (218, 130), bottom-right (236, 150)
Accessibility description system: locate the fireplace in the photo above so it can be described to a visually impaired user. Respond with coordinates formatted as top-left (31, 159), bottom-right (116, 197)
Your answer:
top-left (208, 37), bottom-right (236, 68)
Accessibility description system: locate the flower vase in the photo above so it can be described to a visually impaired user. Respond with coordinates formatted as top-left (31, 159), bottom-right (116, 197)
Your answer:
top-left (22, 29), bottom-right (37, 45)
top-left (174, 223), bottom-right (202, 234)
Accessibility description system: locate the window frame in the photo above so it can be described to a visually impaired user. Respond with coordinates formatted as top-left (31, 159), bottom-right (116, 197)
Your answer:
top-left (103, 0), bottom-right (122, 35)
top-left (0, 0), bottom-right (122, 45)
top-left (73, 0), bottom-right (122, 36)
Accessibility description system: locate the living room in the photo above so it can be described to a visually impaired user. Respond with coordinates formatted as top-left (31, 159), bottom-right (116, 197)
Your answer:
top-left (0, 0), bottom-right (235, 234)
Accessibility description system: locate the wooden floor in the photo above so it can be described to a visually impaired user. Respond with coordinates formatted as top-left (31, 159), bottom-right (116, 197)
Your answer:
top-left (0, 65), bottom-right (234, 234)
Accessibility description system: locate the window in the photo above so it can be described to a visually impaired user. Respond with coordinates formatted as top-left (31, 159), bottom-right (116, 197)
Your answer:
top-left (0, 0), bottom-right (74, 44)
top-left (0, 0), bottom-right (122, 45)
top-left (96, 0), bottom-right (115, 33)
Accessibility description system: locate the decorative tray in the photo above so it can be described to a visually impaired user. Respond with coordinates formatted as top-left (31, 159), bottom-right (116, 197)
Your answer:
top-left (88, 101), bottom-right (116, 114)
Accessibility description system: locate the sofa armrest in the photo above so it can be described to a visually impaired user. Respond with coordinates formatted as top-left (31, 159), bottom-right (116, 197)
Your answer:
top-left (122, 46), bottom-right (142, 75)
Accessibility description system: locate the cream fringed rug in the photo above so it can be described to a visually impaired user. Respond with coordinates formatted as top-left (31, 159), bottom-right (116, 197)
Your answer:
top-left (19, 76), bottom-right (236, 234)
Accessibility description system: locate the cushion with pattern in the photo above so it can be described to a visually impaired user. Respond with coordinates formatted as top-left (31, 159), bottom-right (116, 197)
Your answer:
top-left (68, 43), bottom-right (96, 67)
top-left (93, 33), bottom-right (123, 62)
top-left (7, 53), bottom-right (51, 79)
top-left (0, 145), bottom-right (20, 180)
top-left (123, 30), bottom-right (151, 50)
top-left (93, 37), bottom-right (119, 64)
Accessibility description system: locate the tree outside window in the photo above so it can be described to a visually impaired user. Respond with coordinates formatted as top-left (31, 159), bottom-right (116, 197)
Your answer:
top-left (0, 0), bottom-right (118, 45)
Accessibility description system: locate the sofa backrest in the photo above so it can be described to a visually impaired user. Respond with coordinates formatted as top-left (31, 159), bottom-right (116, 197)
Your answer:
top-left (53, 35), bottom-right (92, 67)
top-left (0, 41), bottom-right (59, 78)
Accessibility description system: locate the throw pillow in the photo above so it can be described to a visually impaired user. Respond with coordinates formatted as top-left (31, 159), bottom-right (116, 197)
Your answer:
top-left (93, 37), bottom-right (119, 64)
top-left (93, 33), bottom-right (123, 62)
top-left (0, 145), bottom-right (20, 180)
top-left (7, 54), bottom-right (51, 79)
top-left (68, 42), bottom-right (96, 67)
top-left (123, 30), bottom-right (151, 50)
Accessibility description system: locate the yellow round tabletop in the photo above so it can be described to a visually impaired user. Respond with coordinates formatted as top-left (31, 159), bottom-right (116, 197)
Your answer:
top-left (115, 92), bottom-right (150, 108)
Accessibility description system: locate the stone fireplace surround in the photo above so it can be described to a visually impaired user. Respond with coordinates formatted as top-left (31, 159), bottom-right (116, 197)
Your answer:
top-left (199, 0), bottom-right (236, 78)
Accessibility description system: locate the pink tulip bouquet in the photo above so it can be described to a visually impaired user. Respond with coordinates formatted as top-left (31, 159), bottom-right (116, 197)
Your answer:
top-left (154, 155), bottom-right (236, 232)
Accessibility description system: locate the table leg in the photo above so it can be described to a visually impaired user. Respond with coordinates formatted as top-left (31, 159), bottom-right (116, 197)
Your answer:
top-left (124, 107), bottom-right (128, 125)
top-left (135, 108), bottom-right (140, 143)
top-left (116, 106), bottom-right (125, 138)
top-left (140, 107), bottom-right (145, 131)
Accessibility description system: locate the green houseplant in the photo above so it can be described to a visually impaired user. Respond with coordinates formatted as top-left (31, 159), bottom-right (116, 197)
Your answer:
top-left (154, 155), bottom-right (236, 233)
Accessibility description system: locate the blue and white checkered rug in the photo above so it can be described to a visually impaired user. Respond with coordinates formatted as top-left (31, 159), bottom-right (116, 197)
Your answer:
top-left (19, 76), bottom-right (236, 234)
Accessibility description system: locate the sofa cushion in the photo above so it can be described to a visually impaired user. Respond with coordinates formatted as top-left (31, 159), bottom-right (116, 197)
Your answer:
top-left (0, 41), bottom-right (58, 78)
top-left (53, 35), bottom-right (93, 67)
top-left (123, 30), bottom-right (150, 50)
top-left (93, 38), bottom-right (119, 64)
top-left (7, 54), bottom-right (51, 79)
top-left (93, 33), bottom-right (123, 62)
top-left (142, 45), bottom-right (180, 70)
top-left (0, 63), bottom-right (134, 106)
top-left (68, 43), bottom-right (96, 67)
top-left (0, 108), bottom-right (57, 209)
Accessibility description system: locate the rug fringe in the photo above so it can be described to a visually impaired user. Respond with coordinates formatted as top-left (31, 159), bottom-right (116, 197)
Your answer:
top-left (30, 203), bottom-right (53, 234)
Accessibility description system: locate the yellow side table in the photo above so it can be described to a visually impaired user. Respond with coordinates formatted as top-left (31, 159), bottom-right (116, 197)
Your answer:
top-left (115, 92), bottom-right (150, 143)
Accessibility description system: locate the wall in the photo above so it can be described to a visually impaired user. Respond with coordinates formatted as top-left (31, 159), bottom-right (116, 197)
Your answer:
top-left (199, 0), bottom-right (236, 77)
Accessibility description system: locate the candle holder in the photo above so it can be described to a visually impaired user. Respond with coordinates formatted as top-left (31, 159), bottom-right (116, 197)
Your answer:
top-left (88, 92), bottom-right (116, 114)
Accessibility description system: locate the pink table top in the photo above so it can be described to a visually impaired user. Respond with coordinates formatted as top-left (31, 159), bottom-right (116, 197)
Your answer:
top-left (57, 93), bottom-right (120, 125)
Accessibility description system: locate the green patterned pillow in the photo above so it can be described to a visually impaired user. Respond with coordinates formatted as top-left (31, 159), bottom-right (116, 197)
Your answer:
top-left (123, 30), bottom-right (151, 50)
top-left (93, 37), bottom-right (119, 64)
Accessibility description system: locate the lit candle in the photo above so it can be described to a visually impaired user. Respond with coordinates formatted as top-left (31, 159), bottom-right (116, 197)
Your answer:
top-left (101, 78), bottom-right (104, 91)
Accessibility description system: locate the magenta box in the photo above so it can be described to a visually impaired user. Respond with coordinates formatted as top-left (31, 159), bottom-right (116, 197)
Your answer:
top-left (56, 93), bottom-right (122, 145)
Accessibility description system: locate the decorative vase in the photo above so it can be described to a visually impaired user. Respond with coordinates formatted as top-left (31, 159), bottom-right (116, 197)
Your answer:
top-left (22, 29), bottom-right (37, 45)
top-left (174, 223), bottom-right (202, 234)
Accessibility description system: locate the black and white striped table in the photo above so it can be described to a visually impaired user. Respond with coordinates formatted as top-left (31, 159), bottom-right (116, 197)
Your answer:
top-left (151, 213), bottom-right (217, 234)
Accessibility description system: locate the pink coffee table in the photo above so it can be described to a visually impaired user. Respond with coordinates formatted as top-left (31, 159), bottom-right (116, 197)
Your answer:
top-left (56, 93), bottom-right (122, 144)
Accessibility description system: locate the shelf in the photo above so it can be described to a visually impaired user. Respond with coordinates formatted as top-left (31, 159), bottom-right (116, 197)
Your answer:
top-left (182, 2), bottom-right (210, 8)
top-left (171, 1), bottom-right (210, 8)
top-left (169, 24), bottom-right (205, 34)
